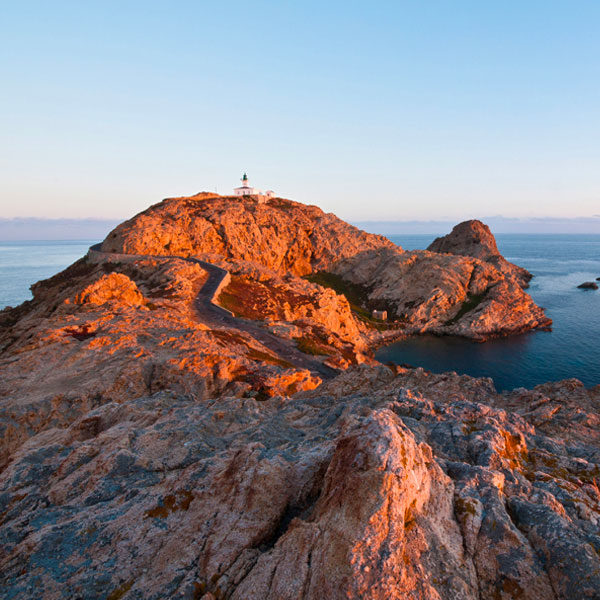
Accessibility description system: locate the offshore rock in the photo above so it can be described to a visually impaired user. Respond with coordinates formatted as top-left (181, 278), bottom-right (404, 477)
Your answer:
top-left (428, 220), bottom-right (532, 287)
top-left (578, 281), bottom-right (598, 290)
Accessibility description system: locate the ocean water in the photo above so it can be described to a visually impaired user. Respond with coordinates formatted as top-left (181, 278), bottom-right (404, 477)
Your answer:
top-left (0, 240), bottom-right (96, 309)
top-left (377, 234), bottom-right (600, 391)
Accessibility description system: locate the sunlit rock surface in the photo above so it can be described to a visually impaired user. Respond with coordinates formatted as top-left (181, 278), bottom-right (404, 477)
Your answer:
top-left (0, 194), bottom-right (574, 599)
top-left (1, 367), bottom-right (600, 598)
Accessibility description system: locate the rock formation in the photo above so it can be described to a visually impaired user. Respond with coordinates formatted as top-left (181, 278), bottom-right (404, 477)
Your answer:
top-left (428, 220), bottom-right (532, 287)
top-left (578, 282), bottom-right (598, 290)
top-left (332, 247), bottom-right (550, 340)
top-left (1, 192), bottom-right (583, 599)
top-left (101, 194), bottom-right (396, 276)
top-left (99, 194), bottom-right (550, 341)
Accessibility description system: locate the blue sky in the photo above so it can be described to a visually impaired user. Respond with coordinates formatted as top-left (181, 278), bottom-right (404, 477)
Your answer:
top-left (1, 1), bottom-right (599, 222)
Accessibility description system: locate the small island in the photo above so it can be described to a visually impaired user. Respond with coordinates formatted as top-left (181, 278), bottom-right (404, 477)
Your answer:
top-left (2, 191), bottom-right (599, 600)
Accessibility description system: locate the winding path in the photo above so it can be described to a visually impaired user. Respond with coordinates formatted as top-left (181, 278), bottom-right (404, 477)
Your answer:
top-left (88, 244), bottom-right (338, 379)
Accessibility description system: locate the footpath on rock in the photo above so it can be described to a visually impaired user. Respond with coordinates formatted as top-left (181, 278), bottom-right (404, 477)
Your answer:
top-left (88, 243), bottom-right (338, 380)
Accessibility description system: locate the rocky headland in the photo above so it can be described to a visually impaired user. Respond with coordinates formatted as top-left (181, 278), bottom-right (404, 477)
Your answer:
top-left (3, 193), bottom-right (598, 600)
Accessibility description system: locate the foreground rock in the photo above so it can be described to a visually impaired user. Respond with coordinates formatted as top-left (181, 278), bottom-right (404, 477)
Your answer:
top-left (578, 282), bottom-right (599, 290)
top-left (2, 366), bottom-right (600, 599)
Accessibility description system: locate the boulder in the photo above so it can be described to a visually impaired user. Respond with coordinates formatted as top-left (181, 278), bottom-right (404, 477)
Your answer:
top-left (578, 282), bottom-right (599, 290)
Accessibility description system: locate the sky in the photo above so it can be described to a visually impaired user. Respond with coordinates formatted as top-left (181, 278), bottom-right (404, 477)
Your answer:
top-left (1, 1), bottom-right (599, 223)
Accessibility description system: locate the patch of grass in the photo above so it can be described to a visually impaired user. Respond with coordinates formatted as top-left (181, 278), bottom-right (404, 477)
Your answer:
top-left (305, 272), bottom-right (370, 314)
top-left (294, 336), bottom-right (333, 356)
top-left (445, 292), bottom-right (487, 325)
top-left (304, 271), bottom-right (396, 328)
top-left (246, 348), bottom-right (294, 369)
top-left (218, 274), bottom-right (316, 322)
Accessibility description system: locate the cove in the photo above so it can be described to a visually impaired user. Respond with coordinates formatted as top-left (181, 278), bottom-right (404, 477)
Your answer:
top-left (376, 332), bottom-right (565, 392)
top-left (377, 233), bottom-right (600, 392)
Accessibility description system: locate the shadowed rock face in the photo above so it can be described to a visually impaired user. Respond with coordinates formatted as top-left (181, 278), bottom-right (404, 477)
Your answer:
top-left (1, 366), bottom-right (600, 599)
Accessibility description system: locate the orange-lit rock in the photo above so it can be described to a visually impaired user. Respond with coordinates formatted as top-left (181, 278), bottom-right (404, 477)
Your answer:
top-left (75, 272), bottom-right (144, 307)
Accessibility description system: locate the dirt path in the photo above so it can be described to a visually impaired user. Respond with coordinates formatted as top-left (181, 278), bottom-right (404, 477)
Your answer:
top-left (88, 245), bottom-right (338, 379)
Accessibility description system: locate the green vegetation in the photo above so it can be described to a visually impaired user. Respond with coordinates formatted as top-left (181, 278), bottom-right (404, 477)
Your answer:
top-left (304, 271), bottom-right (394, 329)
top-left (294, 336), bottom-right (333, 356)
top-left (305, 272), bottom-right (370, 315)
top-left (445, 292), bottom-right (487, 325)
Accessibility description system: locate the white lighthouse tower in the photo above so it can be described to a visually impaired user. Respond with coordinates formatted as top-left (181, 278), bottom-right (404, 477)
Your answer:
top-left (233, 173), bottom-right (260, 197)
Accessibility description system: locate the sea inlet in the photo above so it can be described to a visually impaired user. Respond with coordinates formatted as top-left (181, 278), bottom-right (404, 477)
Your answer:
top-left (377, 234), bottom-right (600, 391)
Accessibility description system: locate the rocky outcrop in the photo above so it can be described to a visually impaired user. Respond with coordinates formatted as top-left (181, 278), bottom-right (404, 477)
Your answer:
top-left (101, 194), bottom-right (395, 276)
top-left (0, 193), bottom-right (571, 599)
top-left (74, 272), bottom-right (144, 306)
top-left (578, 282), bottom-right (598, 290)
top-left (0, 257), bottom-right (326, 469)
top-left (428, 220), bottom-right (532, 287)
top-left (2, 366), bottom-right (600, 599)
top-left (333, 246), bottom-right (550, 340)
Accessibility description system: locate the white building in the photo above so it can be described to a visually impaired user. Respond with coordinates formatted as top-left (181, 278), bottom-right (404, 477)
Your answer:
top-left (233, 173), bottom-right (261, 197)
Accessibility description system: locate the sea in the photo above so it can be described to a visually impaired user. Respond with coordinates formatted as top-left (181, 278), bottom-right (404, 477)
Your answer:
top-left (1, 236), bottom-right (599, 392)
top-left (0, 240), bottom-right (97, 309)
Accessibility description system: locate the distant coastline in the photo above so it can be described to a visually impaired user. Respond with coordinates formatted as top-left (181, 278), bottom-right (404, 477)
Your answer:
top-left (2, 215), bottom-right (600, 241)
top-left (355, 215), bottom-right (600, 235)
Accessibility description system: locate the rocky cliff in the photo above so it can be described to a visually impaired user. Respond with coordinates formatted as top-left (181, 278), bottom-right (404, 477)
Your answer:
top-left (99, 193), bottom-right (550, 341)
top-left (427, 220), bottom-right (533, 287)
top-left (101, 193), bottom-right (395, 276)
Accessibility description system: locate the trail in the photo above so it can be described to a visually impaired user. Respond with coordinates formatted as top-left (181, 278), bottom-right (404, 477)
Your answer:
top-left (88, 245), bottom-right (338, 379)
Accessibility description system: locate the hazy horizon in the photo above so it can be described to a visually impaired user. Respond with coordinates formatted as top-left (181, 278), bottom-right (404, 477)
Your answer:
top-left (2, 214), bottom-right (600, 241)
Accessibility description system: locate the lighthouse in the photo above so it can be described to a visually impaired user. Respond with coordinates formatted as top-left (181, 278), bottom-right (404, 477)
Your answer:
top-left (233, 173), bottom-right (260, 197)
top-left (232, 173), bottom-right (275, 202)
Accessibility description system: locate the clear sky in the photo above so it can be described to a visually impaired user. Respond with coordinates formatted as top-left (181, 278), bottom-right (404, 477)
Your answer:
top-left (1, 1), bottom-right (599, 222)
